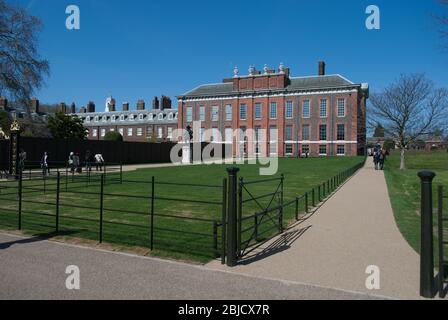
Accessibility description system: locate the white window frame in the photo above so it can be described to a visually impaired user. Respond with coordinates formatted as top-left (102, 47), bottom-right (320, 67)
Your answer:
top-left (127, 128), bottom-right (133, 136)
top-left (186, 107), bottom-right (193, 122)
top-left (137, 128), bottom-right (143, 136)
top-left (211, 106), bottom-right (219, 122)
top-left (270, 102), bottom-right (277, 119)
top-left (226, 104), bottom-right (232, 121)
top-left (302, 100), bottom-right (310, 118)
top-left (254, 103), bottom-right (262, 120)
top-left (239, 104), bottom-right (247, 120)
top-left (337, 98), bottom-right (346, 118)
top-left (285, 101), bottom-right (293, 119)
top-left (320, 99), bottom-right (328, 118)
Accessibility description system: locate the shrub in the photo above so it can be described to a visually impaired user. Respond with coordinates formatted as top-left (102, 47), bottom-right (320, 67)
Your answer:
top-left (104, 131), bottom-right (123, 141)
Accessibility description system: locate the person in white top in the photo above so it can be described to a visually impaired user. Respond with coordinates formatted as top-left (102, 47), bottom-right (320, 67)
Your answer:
top-left (94, 154), bottom-right (105, 171)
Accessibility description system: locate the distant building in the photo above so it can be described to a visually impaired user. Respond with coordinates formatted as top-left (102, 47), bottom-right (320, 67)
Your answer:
top-left (72, 97), bottom-right (178, 142)
top-left (177, 62), bottom-right (369, 157)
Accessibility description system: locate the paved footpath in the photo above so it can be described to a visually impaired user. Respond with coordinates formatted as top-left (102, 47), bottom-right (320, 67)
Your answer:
top-left (0, 233), bottom-right (383, 300)
top-left (208, 160), bottom-right (421, 300)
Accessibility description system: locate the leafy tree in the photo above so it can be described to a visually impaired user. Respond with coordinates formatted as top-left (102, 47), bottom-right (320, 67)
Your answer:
top-left (47, 112), bottom-right (86, 139)
top-left (0, 0), bottom-right (50, 112)
top-left (104, 131), bottom-right (123, 141)
top-left (368, 74), bottom-right (448, 169)
top-left (383, 139), bottom-right (396, 151)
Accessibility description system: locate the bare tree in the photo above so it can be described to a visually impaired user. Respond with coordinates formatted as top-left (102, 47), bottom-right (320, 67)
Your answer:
top-left (368, 74), bottom-right (448, 170)
top-left (433, 0), bottom-right (448, 47)
top-left (0, 0), bottom-right (49, 112)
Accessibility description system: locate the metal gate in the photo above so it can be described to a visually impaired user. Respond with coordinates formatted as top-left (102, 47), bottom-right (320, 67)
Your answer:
top-left (438, 186), bottom-right (448, 298)
top-left (237, 175), bottom-right (284, 258)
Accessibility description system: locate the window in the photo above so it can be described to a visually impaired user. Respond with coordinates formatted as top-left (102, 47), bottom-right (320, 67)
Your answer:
top-left (158, 113), bottom-right (164, 120)
top-left (138, 114), bottom-right (144, 120)
top-left (186, 107), bottom-right (193, 122)
top-left (148, 113), bottom-right (154, 121)
top-left (254, 103), bottom-right (262, 120)
top-left (110, 128), bottom-right (115, 132)
top-left (92, 129), bottom-right (98, 137)
top-left (158, 127), bottom-right (163, 138)
top-left (225, 128), bottom-right (233, 143)
top-left (337, 98), bottom-right (346, 117)
top-left (270, 102), bottom-right (277, 119)
top-left (129, 114), bottom-right (135, 121)
top-left (239, 104), bottom-right (247, 120)
top-left (320, 99), bottom-right (327, 118)
top-left (285, 101), bottom-right (293, 119)
top-left (337, 124), bottom-right (345, 141)
top-left (119, 128), bottom-right (124, 136)
top-left (86, 116), bottom-right (91, 122)
top-left (200, 106), bottom-right (205, 121)
top-left (94, 116), bottom-right (99, 122)
top-left (137, 128), bottom-right (143, 136)
top-left (302, 100), bottom-right (310, 118)
top-left (226, 104), bottom-right (232, 121)
top-left (255, 127), bottom-right (262, 154)
top-left (111, 116), bottom-right (116, 122)
top-left (285, 126), bottom-right (293, 141)
top-left (120, 115), bottom-right (125, 121)
top-left (302, 145), bottom-right (310, 155)
top-left (319, 145), bottom-right (327, 156)
top-left (337, 145), bottom-right (345, 156)
top-left (302, 125), bottom-right (310, 141)
top-left (127, 128), bottom-right (133, 136)
top-left (102, 116), bottom-right (107, 122)
top-left (146, 127), bottom-right (153, 136)
top-left (285, 144), bottom-right (293, 155)
top-left (319, 125), bottom-right (327, 141)
top-left (167, 127), bottom-right (173, 140)
top-left (100, 129), bottom-right (106, 137)
top-left (212, 106), bottom-right (219, 122)
top-left (199, 128), bottom-right (205, 142)
top-left (269, 126), bottom-right (278, 155)
top-left (168, 113), bottom-right (174, 120)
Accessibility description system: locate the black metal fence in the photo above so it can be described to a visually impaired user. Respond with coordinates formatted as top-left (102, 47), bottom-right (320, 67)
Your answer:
top-left (438, 186), bottom-right (448, 298)
top-left (0, 159), bottom-right (365, 264)
top-left (418, 172), bottom-right (448, 299)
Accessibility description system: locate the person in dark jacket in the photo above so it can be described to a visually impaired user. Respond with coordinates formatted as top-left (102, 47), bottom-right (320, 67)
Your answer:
top-left (41, 152), bottom-right (49, 176)
top-left (85, 150), bottom-right (94, 172)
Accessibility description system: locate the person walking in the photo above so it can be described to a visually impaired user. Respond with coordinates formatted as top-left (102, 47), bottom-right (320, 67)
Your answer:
top-left (85, 150), bottom-right (93, 173)
top-left (379, 148), bottom-right (387, 170)
top-left (373, 150), bottom-right (380, 170)
top-left (18, 148), bottom-right (26, 175)
top-left (74, 152), bottom-right (81, 173)
top-left (94, 153), bottom-right (105, 171)
top-left (68, 152), bottom-right (75, 174)
top-left (41, 152), bottom-right (49, 176)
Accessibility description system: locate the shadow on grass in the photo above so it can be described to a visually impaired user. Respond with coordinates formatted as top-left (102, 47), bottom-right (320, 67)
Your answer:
top-left (0, 230), bottom-right (79, 250)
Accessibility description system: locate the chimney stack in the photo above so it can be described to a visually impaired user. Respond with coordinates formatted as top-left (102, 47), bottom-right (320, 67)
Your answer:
top-left (30, 98), bottom-right (40, 114)
top-left (108, 98), bottom-right (116, 112)
top-left (0, 97), bottom-right (8, 111)
top-left (79, 107), bottom-right (86, 114)
top-left (153, 96), bottom-right (160, 110)
top-left (137, 99), bottom-right (145, 110)
top-left (122, 102), bottom-right (129, 111)
top-left (318, 61), bottom-right (326, 76)
top-left (87, 101), bottom-right (96, 113)
top-left (161, 96), bottom-right (172, 110)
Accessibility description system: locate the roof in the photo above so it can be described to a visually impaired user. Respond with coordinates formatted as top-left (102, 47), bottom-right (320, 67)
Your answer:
top-left (181, 74), bottom-right (359, 98)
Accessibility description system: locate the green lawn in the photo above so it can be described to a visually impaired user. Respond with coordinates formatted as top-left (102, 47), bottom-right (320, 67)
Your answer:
top-left (384, 150), bottom-right (448, 261)
top-left (0, 156), bottom-right (364, 263)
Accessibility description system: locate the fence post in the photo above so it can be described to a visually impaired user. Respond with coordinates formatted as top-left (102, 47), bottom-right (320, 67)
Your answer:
top-left (226, 167), bottom-right (239, 267)
top-left (65, 166), bottom-right (68, 192)
top-left (312, 188), bottom-right (315, 207)
top-left (221, 178), bottom-right (227, 265)
top-left (279, 174), bottom-right (284, 233)
top-left (56, 172), bottom-right (61, 234)
top-left (237, 177), bottom-right (243, 257)
top-left (305, 192), bottom-right (309, 213)
top-left (438, 185), bottom-right (444, 298)
top-left (213, 221), bottom-right (218, 258)
top-left (150, 176), bottom-right (155, 251)
top-left (99, 174), bottom-right (104, 243)
top-left (18, 172), bottom-right (23, 230)
top-left (295, 197), bottom-right (299, 221)
top-left (418, 171), bottom-right (436, 298)
top-left (120, 162), bottom-right (123, 184)
top-left (318, 185), bottom-right (321, 203)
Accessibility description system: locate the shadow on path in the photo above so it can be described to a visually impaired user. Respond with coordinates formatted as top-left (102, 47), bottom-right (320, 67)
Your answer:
top-left (0, 231), bottom-right (77, 250)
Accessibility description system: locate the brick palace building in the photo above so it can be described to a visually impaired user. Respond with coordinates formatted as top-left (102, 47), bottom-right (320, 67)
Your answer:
top-left (177, 62), bottom-right (369, 157)
top-left (72, 96), bottom-right (178, 142)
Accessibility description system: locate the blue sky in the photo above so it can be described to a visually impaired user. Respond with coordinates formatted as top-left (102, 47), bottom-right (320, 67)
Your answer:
top-left (11, 0), bottom-right (448, 110)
